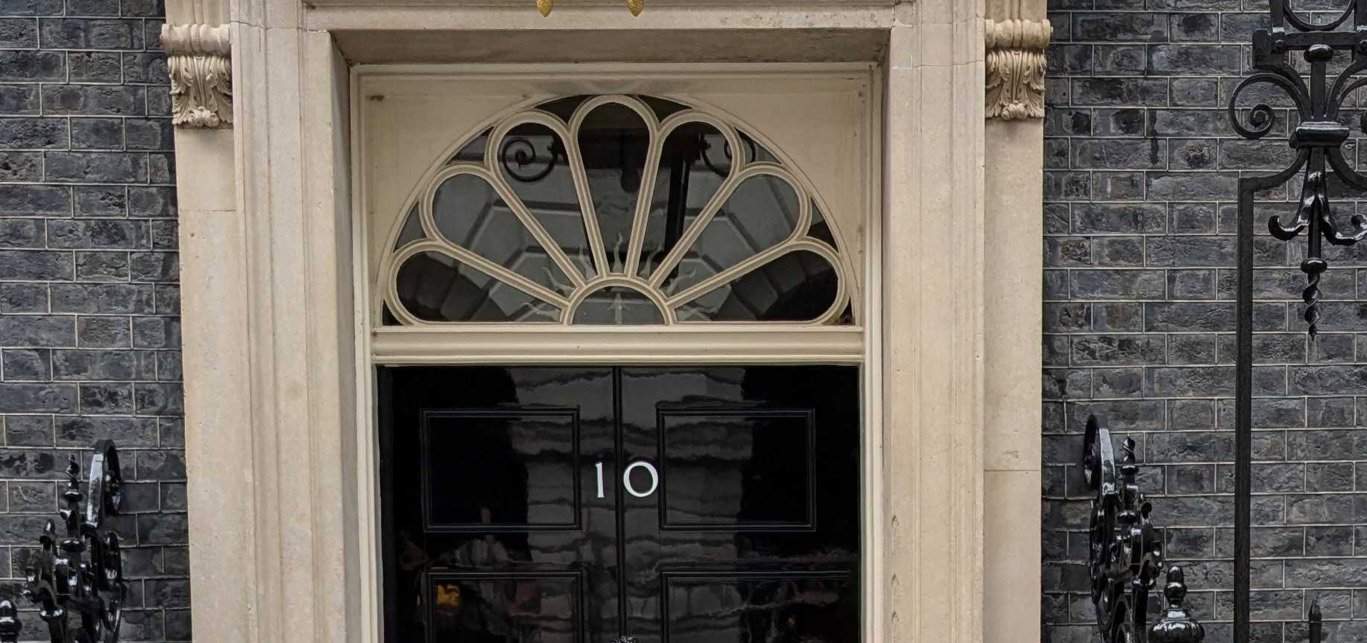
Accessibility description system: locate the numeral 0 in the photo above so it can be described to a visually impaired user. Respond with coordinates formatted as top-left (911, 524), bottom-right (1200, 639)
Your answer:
top-left (595, 460), bottom-right (659, 499)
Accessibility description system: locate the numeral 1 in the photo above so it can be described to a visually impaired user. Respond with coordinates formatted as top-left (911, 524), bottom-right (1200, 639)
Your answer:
top-left (595, 461), bottom-right (606, 499)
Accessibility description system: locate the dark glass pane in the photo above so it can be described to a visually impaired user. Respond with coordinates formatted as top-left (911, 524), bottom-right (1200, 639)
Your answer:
top-left (741, 132), bottom-right (779, 164)
top-left (396, 251), bottom-right (559, 322)
top-left (571, 287), bottom-right (664, 325)
top-left (578, 102), bottom-right (650, 273)
top-left (674, 250), bottom-right (838, 322)
top-left (395, 203), bottom-right (425, 249)
top-left (536, 95), bottom-right (589, 121)
top-left (431, 173), bottom-right (572, 296)
top-left (662, 174), bottom-right (801, 297)
top-left (496, 123), bottom-right (595, 278)
top-left (637, 95), bottom-right (688, 121)
top-left (638, 122), bottom-right (731, 279)
top-left (808, 202), bottom-right (838, 248)
top-left (430, 575), bottom-right (581, 643)
top-left (450, 129), bottom-right (490, 164)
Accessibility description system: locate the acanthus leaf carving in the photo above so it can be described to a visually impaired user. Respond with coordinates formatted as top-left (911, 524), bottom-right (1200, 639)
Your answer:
top-left (160, 24), bottom-right (232, 129)
top-left (985, 18), bottom-right (1052, 121)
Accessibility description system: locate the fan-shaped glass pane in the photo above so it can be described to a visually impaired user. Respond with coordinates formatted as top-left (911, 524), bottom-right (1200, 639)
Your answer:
top-left (579, 102), bottom-right (651, 273)
top-left (382, 94), bottom-right (855, 327)
top-left (397, 251), bottom-right (560, 322)
top-left (394, 204), bottom-right (424, 250)
top-left (640, 95), bottom-right (688, 121)
top-left (432, 172), bottom-right (574, 296)
top-left (538, 95), bottom-right (589, 121)
top-left (449, 130), bottom-right (489, 164)
top-left (662, 174), bottom-right (801, 296)
top-left (496, 123), bottom-right (595, 278)
top-left (638, 122), bottom-right (733, 279)
top-left (572, 287), bottom-right (664, 325)
top-left (808, 202), bottom-right (837, 248)
top-left (675, 250), bottom-right (838, 322)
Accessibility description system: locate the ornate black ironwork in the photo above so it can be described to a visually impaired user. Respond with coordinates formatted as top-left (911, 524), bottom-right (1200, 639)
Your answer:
top-left (1228, 1), bottom-right (1367, 640)
top-left (499, 135), bottom-right (565, 183)
top-left (1149, 567), bottom-right (1205, 643)
top-left (0, 441), bottom-right (127, 643)
top-left (1229, 0), bottom-right (1367, 338)
top-left (1082, 415), bottom-right (1203, 643)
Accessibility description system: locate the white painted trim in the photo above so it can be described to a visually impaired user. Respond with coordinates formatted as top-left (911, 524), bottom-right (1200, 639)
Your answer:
top-left (349, 62), bottom-right (383, 643)
top-left (372, 325), bottom-right (865, 364)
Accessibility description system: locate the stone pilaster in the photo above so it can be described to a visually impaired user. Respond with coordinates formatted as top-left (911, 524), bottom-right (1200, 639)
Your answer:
top-left (982, 0), bottom-right (1046, 640)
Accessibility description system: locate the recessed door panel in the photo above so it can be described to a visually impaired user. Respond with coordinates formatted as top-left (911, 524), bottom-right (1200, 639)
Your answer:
top-left (619, 366), bottom-right (861, 643)
top-left (421, 409), bottom-right (582, 531)
top-left (383, 367), bottom-right (617, 642)
top-left (381, 365), bottom-right (860, 642)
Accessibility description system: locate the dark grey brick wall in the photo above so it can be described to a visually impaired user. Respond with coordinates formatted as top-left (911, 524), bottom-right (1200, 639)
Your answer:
top-left (1045, 2), bottom-right (1367, 641)
top-left (0, 0), bottom-right (186, 640)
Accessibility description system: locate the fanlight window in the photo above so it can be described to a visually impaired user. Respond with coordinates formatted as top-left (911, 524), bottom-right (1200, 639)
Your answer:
top-left (379, 94), bottom-right (854, 326)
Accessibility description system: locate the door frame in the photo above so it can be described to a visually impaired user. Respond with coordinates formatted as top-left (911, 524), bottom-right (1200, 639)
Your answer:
top-left (350, 63), bottom-right (885, 642)
top-left (166, 3), bottom-right (1042, 639)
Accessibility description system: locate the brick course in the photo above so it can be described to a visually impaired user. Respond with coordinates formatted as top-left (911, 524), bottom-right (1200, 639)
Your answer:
top-left (0, 0), bottom-right (185, 639)
top-left (1046, 1), bottom-right (1367, 641)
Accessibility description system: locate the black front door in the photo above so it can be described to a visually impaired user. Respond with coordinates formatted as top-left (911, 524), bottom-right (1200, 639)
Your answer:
top-left (380, 366), bottom-right (861, 642)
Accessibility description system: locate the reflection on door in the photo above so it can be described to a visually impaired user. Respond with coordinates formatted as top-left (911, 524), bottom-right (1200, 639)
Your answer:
top-left (380, 366), bottom-right (861, 642)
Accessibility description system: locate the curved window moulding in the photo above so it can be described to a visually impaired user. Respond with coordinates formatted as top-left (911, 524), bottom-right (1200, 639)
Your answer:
top-left (495, 121), bottom-right (595, 279)
top-left (575, 99), bottom-right (654, 274)
top-left (638, 120), bottom-right (734, 280)
top-left (377, 94), bottom-right (855, 327)
top-left (395, 250), bottom-right (561, 323)
top-left (430, 171), bottom-right (574, 297)
top-left (660, 172), bottom-right (803, 297)
top-left (675, 249), bottom-right (842, 323)
top-left (571, 286), bottom-right (666, 325)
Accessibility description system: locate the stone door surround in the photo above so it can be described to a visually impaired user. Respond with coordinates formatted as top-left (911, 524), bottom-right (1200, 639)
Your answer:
top-left (161, 0), bottom-right (1049, 640)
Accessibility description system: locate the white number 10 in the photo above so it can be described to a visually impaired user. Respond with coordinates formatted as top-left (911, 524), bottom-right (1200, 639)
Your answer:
top-left (595, 460), bottom-right (659, 499)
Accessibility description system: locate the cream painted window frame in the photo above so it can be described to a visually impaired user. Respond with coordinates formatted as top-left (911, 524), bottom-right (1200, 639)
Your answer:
top-left (353, 66), bottom-right (884, 641)
top-left (373, 91), bottom-right (857, 328)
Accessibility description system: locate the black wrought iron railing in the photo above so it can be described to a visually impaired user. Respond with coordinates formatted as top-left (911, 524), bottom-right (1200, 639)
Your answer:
top-left (0, 441), bottom-right (127, 643)
top-left (1079, 0), bottom-right (1367, 640)
top-left (1082, 415), bottom-right (1204, 643)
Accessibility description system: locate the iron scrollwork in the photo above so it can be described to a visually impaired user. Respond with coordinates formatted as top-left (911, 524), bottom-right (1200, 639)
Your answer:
top-left (1082, 415), bottom-right (1203, 643)
top-left (1228, 0), bottom-right (1367, 336)
top-left (1227, 1), bottom-right (1367, 640)
top-left (0, 441), bottom-right (127, 643)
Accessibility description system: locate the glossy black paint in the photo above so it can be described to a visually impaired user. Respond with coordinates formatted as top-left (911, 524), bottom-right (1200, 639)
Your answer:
top-left (380, 366), bottom-right (861, 642)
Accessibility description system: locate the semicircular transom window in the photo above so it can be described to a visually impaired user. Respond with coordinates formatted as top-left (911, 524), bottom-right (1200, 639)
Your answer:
top-left (380, 94), bottom-right (855, 326)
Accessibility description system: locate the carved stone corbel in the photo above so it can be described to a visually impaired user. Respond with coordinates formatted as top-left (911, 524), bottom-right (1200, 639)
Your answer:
top-left (160, 24), bottom-right (232, 128)
top-left (985, 18), bottom-right (1052, 120)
